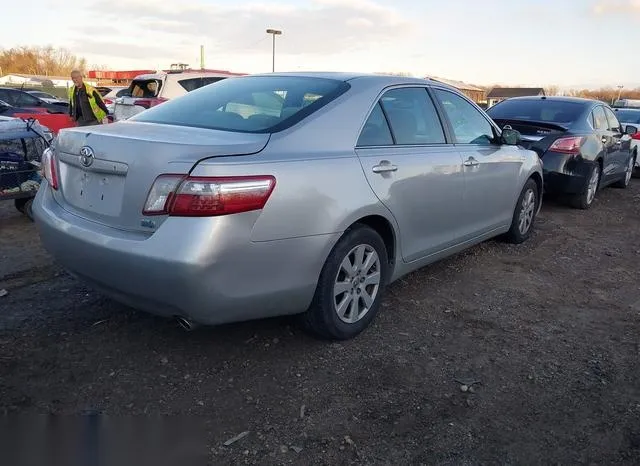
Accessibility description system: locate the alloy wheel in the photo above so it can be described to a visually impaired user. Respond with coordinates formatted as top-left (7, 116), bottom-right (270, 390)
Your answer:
top-left (518, 188), bottom-right (536, 235)
top-left (333, 244), bottom-right (381, 324)
top-left (625, 157), bottom-right (633, 185)
top-left (586, 166), bottom-right (600, 205)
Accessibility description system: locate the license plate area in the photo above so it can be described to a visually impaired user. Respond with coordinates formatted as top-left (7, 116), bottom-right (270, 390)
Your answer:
top-left (59, 159), bottom-right (127, 217)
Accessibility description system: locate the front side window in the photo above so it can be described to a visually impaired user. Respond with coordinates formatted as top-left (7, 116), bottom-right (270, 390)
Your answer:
top-left (131, 76), bottom-right (350, 133)
top-left (379, 87), bottom-right (445, 145)
top-left (434, 89), bottom-right (495, 145)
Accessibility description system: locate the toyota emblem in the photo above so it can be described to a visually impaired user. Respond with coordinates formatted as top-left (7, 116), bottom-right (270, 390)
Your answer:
top-left (79, 146), bottom-right (95, 167)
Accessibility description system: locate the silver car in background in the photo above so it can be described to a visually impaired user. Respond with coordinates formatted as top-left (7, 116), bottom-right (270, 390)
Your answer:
top-left (33, 72), bottom-right (543, 340)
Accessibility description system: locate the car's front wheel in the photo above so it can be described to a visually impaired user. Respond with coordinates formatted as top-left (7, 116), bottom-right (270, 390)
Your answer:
top-left (504, 178), bottom-right (539, 244)
top-left (613, 155), bottom-right (635, 188)
top-left (301, 225), bottom-right (389, 340)
top-left (571, 163), bottom-right (600, 210)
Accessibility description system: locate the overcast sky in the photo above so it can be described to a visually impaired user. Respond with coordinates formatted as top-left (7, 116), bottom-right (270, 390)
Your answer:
top-left (3, 0), bottom-right (640, 88)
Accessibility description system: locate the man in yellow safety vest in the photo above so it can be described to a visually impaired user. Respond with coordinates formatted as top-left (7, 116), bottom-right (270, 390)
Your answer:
top-left (68, 70), bottom-right (109, 126)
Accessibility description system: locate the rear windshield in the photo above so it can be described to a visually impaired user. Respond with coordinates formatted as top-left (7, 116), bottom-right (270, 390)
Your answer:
top-left (614, 109), bottom-right (640, 124)
top-left (130, 76), bottom-right (350, 133)
top-left (488, 99), bottom-right (585, 124)
top-left (129, 79), bottom-right (162, 98)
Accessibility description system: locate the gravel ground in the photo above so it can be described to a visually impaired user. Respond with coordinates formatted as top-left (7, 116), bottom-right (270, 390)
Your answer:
top-left (1, 183), bottom-right (639, 465)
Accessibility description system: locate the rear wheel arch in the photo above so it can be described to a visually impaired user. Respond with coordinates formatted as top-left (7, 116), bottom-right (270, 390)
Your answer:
top-left (346, 215), bottom-right (396, 269)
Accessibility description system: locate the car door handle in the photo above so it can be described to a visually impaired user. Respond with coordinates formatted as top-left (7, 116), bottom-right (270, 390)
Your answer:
top-left (463, 157), bottom-right (479, 167)
top-left (372, 161), bottom-right (398, 173)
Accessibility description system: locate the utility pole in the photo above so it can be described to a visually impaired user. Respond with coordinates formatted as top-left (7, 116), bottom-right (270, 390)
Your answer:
top-left (200, 45), bottom-right (205, 70)
top-left (266, 29), bottom-right (282, 72)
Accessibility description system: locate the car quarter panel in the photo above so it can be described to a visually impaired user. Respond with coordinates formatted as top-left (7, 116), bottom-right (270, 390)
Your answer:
top-left (33, 184), bottom-right (342, 324)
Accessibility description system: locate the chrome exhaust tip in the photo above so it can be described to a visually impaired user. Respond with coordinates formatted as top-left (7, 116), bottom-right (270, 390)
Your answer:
top-left (175, 316), bottom-right (198, 332)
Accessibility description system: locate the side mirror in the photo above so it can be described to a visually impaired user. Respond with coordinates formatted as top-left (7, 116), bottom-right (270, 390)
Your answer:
top-left (502, 127), bottom-right (521, 145)
top-left (625, 125), bottom-right (638, 135)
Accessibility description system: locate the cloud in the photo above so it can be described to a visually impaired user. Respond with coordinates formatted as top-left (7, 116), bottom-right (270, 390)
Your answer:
top-left (592, 0), bottom-right (640, 16)
top-left (79, 0), bottom-right (415, 59)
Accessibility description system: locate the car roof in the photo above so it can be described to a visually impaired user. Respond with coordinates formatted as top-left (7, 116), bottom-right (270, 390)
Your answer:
top-left (499, 95), bottom-right (601, 105)
top-left (236, 71), bottom-right (459, 91)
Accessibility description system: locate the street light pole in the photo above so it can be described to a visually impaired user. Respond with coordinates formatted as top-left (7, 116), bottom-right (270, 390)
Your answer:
top-left (616, 85), bottom-right (624, 104)
top-left (266, 28), bottom-right (282, 72)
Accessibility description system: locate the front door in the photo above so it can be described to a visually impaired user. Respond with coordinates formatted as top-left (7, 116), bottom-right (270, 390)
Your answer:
top-left (431, 88), bottom-right (523, 238)
top-left (355, 87), bottom-right (466, 262)
top-left (604, 106), bottom-right (631, 180)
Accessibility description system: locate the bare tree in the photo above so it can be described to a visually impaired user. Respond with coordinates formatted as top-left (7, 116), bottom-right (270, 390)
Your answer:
top-left (0, 46), bottom-right (87, 76)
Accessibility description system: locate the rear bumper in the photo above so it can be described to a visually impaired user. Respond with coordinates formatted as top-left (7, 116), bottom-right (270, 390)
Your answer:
top-left (541, 152), bottom-right (594, 195)
top-left (32, 185), bottom-right (339, 326)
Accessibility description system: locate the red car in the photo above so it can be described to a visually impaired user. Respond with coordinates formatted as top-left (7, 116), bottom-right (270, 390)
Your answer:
top-left (0, 99), bottom-right (75, 134)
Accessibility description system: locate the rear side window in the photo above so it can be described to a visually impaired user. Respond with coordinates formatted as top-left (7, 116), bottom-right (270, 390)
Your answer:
top-left (604, 107), bottom-right (621, 131)
top-left (131, 76), bottom-right (350, 133)
top-left (488, 99), bottom-right (585, 124)
top-left (178, 77), bottom-right (226, 92)
top-left (379, 88), bottom-right (445, 145)
top-left (357, 103), bottom-right (393, 146)
top-left (130, 79), bottom-right (162, 98)
top-left (592, 106), bottom-right (608, 130)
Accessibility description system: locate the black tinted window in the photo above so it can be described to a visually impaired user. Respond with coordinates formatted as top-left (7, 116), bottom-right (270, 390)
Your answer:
top-left (357, 103), bottom-right (393, 146)
top-left (487, 99), bottom-right (585, 124)
top-left (15, 92), bottom-right (41, 106)
top-left (614, 109), bottom-right (640, 124)
top-left (435, 89), bottom-right (495, 145)
top-left (379, 87), bottom-right (445, 145)
top-left (604, 107), bottom-right (621, 131)
top-left (131, 76), bottom-right (349, 133)
top-left (178, 77), bottom-right (226, 92)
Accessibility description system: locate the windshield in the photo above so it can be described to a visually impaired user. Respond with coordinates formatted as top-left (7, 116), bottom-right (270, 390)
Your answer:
top-left (614, 109), bottom-right (640, 124)
top-left (488, 99), bottom-right (585, 124)
top-left (130, 75), bottom-right (350, 133)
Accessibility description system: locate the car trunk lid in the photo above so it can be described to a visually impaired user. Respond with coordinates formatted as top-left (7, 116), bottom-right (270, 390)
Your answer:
top-left (52, 121), bottom-right (269, 232)
top-left (493, 118), bottom-right (570, 155)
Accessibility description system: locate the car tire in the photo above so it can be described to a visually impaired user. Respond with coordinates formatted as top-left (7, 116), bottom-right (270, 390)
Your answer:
top-left (14, 198), bottom-right (28, 213)
top-left (23, 198), bottom-right (34, 221)
top-left (503, 178), bottom-right (539, 244)
top-left (570, 163), bottom-right (600, 210)
top-left (300, 224), bottom-right (390, 340)
top-left (613, 155), bottom-right (635, 188)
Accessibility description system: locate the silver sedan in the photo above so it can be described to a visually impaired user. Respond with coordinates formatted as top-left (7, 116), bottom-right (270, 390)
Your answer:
top-left (33, 72), bottom-right (543, 340)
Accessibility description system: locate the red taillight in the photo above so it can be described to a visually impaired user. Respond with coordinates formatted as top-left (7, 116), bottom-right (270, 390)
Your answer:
top-left (143, 175), bottom-right (276, 217)
top-left (631, 132), bottom-right (640, 140)
top-left (41, 147), bottom-right (58, 190)
top-left (133, 97), bottom-right (167, 109)
top-left (103, 98), bottom-right (113, 105)
top-left (549, 136), bottom-right (585, 155)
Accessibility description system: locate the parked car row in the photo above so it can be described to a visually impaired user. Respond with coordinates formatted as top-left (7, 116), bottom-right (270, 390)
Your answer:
top-left (30, 73), bottom-right (638, 341)
top-left (487, 96), bottom-right (637, 209)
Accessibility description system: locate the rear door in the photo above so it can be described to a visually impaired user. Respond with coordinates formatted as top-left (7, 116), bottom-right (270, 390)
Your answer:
top-left (431, 87), bottom-right (523, 237)
top-left (592, 105), bottom-right (620, 181)
top-left (604, 106), bottom-right (630, 178)
top-left (355, 86), bottom-right (466, 262)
